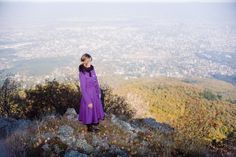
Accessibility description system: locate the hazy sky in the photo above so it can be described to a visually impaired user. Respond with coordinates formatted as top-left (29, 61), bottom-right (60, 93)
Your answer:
top-left (1, 0), bottom-right (235, 3)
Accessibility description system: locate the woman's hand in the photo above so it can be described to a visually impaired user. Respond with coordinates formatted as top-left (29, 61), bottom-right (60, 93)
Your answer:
top-left (88, 103), bottom-right (93, 109)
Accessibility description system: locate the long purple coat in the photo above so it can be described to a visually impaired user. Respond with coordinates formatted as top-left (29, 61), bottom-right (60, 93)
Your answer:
top-left (78, 66), bottom-right (105, 125)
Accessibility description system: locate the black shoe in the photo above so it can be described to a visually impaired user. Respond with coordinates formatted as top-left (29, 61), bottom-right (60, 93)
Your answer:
top-left (87, 127), bottom-right (93, 132)
top-left (86, 124), bottom-right (94, 132)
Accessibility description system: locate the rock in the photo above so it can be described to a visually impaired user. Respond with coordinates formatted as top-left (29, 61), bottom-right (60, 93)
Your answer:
top-left (137, 140), bottom-right (151, 155)
top-left (56, 125), bottom-right (93, 154)
top-left (110, 114), bottom-right (137, 133)
top-left (91, 135), bottom-right (106, 156)
top-left (57, 125), bottom-right (75, 146)
top-left (64, 150), bottom-right (88, 157)
top-left (41, 132), bottom-right (56, 140)
top-left (128, 119), bottom-right (149, 133)
top-left (54, 144), bottom-right (63, 154)
top-left (108, 145), bottom-right (129, 157)
top-left (110, 114), bottom-right (150, 141)
top-left (74, 134), bottom-right (94, 154)
top-left (42, 143), bottom-right (50, 151)
top-left (92, 134), bottom-right (109, 150)
top-left (142, 118), bottom-right (174, 134)
top-left (41, 114), bottom-right (57, 122)
top-left (0, 117), bottom-right (32, 139)
top-left (64, 108), bottom-right (78, 121)
top-left (40, 136), bottom-right (68, 155)
top-left (130, 132), bottom-right (138, 140)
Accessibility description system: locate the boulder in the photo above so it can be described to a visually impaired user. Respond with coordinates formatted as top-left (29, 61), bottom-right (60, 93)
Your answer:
top-left (110, 114), bottom-right (137, 134)
top-left (74, 134), bottom-right (94, 154)
top-left (63, 108), bottom-right (78, 121)
top-left (57, 125), bottom-right (75, 146)
top-left (92, 134), bottom-right (109, 150)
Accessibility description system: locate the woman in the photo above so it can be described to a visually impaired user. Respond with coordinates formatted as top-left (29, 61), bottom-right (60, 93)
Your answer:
top-left (78, 53), bottom-right (105, 132)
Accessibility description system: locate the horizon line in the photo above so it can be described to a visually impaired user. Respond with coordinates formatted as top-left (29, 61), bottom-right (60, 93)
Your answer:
top-left (0, 0), bottom-right (236, 3)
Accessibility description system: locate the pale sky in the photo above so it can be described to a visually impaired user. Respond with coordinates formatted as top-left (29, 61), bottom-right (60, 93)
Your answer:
top-left (1, 0), bottom-right (235, 3)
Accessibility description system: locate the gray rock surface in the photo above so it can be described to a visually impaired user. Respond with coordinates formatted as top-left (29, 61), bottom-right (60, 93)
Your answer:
top-left (74, 134), bottom-right (94, 154)
top-left (57, 125), bottom-right (75, 146)
top-left (92, 134), bottom-right (110, 151)
top-left (108, 145), bottom-right (129, 157)
top-left (57, 124), bottom-right (94, 154)
top-left (41, 132), bottom-right (56, 140)
top-left (64, 150), bottom-right (88, 157)
top-left (64, 108), bottom-right (78, 121)
top-left (0, 108), bottom-right (174, 156)
top-left (111, 114), bottom-right (142, 134)
top-left (41, 143), bottom-right (50, 151)
top-left (143, 117), bottom-right (175, 134)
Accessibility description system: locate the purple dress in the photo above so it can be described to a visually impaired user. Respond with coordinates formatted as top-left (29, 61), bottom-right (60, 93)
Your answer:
top-left (78, 65), bottom-right (105, 125)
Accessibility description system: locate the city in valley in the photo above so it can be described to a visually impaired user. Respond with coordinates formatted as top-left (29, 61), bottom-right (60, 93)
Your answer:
top-left (0, 2), bottom-right (235, 87)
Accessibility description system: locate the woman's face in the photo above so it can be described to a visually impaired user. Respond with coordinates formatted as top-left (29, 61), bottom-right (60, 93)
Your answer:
top-left (84, 57), bottom-right (92, 65)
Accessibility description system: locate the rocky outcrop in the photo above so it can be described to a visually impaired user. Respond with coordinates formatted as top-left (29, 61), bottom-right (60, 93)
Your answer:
top-left (0, 108), bottom-right (175, 156)
top-left (129, 117), bottom-right (175, 134)
top-left (56, 124), bottom-right (94, 154)
top-left (110, 113), bottom-right (147, 134)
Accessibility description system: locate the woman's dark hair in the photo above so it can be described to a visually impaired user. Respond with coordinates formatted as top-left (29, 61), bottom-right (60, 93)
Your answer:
top-left (81, 53), bottom-right (92, 62)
